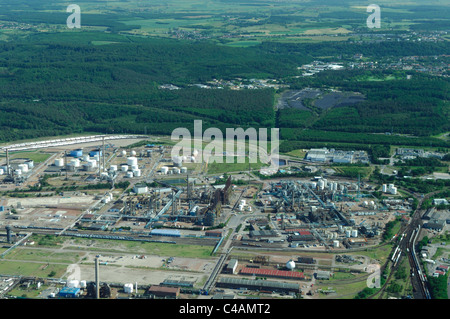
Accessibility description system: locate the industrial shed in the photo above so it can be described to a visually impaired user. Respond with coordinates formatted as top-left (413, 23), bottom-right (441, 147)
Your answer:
top-left (150, 229), bottom-right (181, 237)
top-left (216, 277), bottom-right (300, 294)
top-left (315, 270), bottom-right (331, 280)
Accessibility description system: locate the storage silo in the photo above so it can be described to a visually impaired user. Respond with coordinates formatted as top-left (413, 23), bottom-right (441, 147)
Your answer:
top-left (121, 165), bottom-right (129, 172)
top-left (333, 240), bottom-right (340, 248)
top-left (351, 229), bottom-right (358, 238)
top-left (126, 171), bottom-right (134, 178)
top-left (18, 164), bottom-right (29, 173)
top-left (180, 167), bottom-right (188, 174)
top-left (160, 166), bottom-right (169, 175)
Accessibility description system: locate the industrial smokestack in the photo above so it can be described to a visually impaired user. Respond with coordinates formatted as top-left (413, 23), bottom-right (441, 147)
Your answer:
top-left (95, 256), bottom-right (100, 299)
top-left (5, 226), bottom-right (12, 244)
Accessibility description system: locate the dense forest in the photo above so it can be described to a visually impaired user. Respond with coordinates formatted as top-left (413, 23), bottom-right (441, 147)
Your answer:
top-left (0, 32), bottom-right (448, 156)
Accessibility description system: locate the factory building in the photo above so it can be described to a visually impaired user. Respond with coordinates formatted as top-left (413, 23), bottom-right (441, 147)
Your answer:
top-left (147, 286), bottom-right (180, 298)
top-left (315, 270), bottom-right (331, 280)
top-left (423, 221), bottom-right (445, 232)
top-left (225, 259), bottom-right (238, 274)
top-left (216, 277), bottom-right (300, 294)
top-left (133, 184), bottom-right (149, 194)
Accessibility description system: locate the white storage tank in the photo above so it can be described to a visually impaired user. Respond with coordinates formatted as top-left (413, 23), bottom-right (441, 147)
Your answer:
top-left (180, 167), bottom-right (188, 174)
top-left (70, 159), bottom-right (81, 167)
top-left (172, 168), bottom-right (180, 174)
top-left (133, 169), bottom-right (141, 177)
top-left (351, 229), bottom-right (358, 238)
top-left (18, 164), bottom-right (29, 173)
top-left (126, 171), bottom-right (134, 178)
top-left (131, 165), bottom-right (139, 171)
top-left (67, 280), bottom-right (80, 288)
top-left (121, 150), bottom-right (127, 157)
top-left (333, 240), bottom-right (340, 248)
top-left (124, 283), bottom-right (134, 293)
top-left (130, 150), bottom-right (136, 157)
top-left (286, 260), bottom-right (296, 270)
top-left (172, 156), bottom-right (183, 167)
top-left (110, 165), bottom-right (117, 172)
top-left (127, 157), bottom-right (138, 167)
top-left (121, 165), bottom-right (129, 172)
top-left (0, 168), bottom-right (3, 175)
top-left (55, 158), bottom-right (65, 167)
top-left (80, 280), bottom-right (87, 288)
top-left (345, 229), bottom-right (351, 238)
top-left (160, 166), bottom-right (169, 174)
top-left (318, 179), bottom-right (325, 190)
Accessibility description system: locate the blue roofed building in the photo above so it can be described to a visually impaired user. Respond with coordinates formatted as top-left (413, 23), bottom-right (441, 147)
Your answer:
top-left (59, 287), bottom-right (81, 298)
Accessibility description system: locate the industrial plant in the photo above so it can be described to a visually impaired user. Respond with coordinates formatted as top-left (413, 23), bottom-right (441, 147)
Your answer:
top-left (0, 134), bottom-right (447, 300)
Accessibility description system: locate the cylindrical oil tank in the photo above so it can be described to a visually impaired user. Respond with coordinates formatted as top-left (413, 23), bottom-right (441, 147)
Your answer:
top-left (126, 171), bottom-right (134, 178)
top-left (160, 166), bottom-right (169, 174)
top-left (133, 169), bottom-right (141, 177)
top-left (180, 167), bottom-right (187, 174)
top-left (55, 158), bottom-right (65, 167)
top-left (127, 157), bottom-right (138, 167)
top-left (18, 164), bottom-right (29, 173)
top-left (87, 159), bottom-right (97, 168)
top-left (110, 165), bottom-right (117, 172)
top-left (121, 165), bottom-right (129, 172)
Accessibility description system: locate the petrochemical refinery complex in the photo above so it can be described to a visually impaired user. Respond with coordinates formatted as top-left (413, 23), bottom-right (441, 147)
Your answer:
top-left (0, 134), bottom-right (447, 300)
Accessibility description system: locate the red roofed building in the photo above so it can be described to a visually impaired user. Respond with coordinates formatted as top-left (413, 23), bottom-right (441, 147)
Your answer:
top-left (285, 229), bottom-right (312, 236)
top-left (240, 267), bottom-right (305, 280)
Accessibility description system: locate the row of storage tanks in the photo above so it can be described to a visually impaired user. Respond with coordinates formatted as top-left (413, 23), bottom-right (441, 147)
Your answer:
top-left (0, 160), bottom-right (34, 176)
top-left (54, 155), bottom-right (143, 178)
top-left (160, 166), bottom-right (188, 175)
